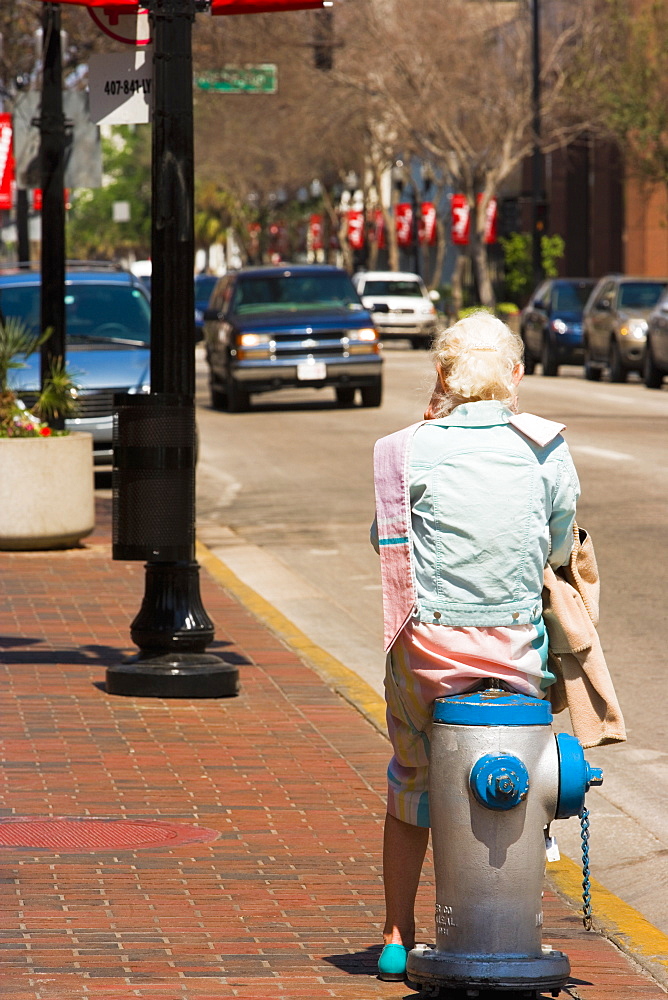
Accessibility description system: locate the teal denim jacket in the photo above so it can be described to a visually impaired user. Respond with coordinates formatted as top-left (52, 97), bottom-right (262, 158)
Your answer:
top-left (407, 400), bottom-right (580, 627)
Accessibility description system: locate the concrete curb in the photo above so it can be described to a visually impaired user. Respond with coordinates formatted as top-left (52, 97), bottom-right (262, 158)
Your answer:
top-left (547, 856), bottom-right (668, 991)
top-left (196, 537), bottom-right (668, 993)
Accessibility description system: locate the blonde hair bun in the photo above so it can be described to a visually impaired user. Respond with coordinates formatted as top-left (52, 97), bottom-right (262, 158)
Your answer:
top-left (430, 310), bottom-right (523, 416)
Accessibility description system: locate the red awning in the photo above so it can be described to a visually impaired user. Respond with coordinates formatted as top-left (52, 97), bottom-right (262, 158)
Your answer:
top-left (211, 0), bottom-right (328, 11)
top-left (31, 0), bottom-right (328, 8)
top-left (32, 0), bottom-right (142, 6)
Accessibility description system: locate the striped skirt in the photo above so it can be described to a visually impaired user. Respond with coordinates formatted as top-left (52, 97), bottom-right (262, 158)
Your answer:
top-left (385, 619), bottom-right (553, 828)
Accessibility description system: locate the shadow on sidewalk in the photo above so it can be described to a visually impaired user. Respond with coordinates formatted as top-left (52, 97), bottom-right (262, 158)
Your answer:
top-left (0, 637), bottom-right (250, 670)
top-left (322, 944), bottom-right (594, 998)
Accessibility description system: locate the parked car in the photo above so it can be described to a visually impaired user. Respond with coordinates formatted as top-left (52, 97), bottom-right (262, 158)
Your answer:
top-left (0, 262), bottom-right (151, 463)
top-left (351, 270), bottom-right (440, 349)
top-left (194, 273), bottom-right (218, 341)
top-left (202, 264), bottom-right (383, 412)
top-left (643, 287), bottom-right (668, 388)
top-left (130, 258), bottom-right (152, 291)
top-left (582, 274), bottom-right (668, 382)
top-left (520, 277), bottom-right (596, 376)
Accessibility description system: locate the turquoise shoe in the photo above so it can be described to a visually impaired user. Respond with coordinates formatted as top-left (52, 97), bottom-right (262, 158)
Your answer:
top-left (377, 942), bottom-right (407, 981)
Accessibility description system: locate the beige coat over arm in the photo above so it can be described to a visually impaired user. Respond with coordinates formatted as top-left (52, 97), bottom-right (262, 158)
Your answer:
top-left (543, 525), bottom-right (626, 749)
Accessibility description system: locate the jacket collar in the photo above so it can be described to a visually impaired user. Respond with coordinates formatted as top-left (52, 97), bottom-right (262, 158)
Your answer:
top-left (433, 400), bottom-right (566, 447)
top-left (435, 400), bottom-right (513, 428)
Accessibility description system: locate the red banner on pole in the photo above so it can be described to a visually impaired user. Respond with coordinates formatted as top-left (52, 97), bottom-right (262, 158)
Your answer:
top-left (309, 213), bottom-right (323, 251)
top-left (33, 189), bottom-right (71, 212)
top-left (0, 114), bottom-right (14, 211)
top-left (373, 209), bottom-right (386, 250)
top-left (483, 196), bottom-right (498, 244)
top-left (346, 210), bottom-right (364, 250)
top-left (395, 203), bottom-right (413, 248)
top-left (451, 194), bottom-right (497, 245)
top-left (451, 193), bottom-right (470, 245)
top-left (419, 201), bottom-right (436, 245)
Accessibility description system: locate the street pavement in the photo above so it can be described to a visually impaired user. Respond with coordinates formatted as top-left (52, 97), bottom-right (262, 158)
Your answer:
top-left (193, 348), bottom-right (668, 938)
top-left (1, 497), bottom-right (667, 999)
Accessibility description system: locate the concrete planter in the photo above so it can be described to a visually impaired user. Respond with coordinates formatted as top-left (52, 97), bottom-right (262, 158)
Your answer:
top-left (0, 432), bottom-right (95, 550)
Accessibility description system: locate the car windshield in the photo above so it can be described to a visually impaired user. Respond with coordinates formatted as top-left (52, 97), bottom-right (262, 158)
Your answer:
top-left (552, 282), bottom-right (594, 310)
top-left (618, 282), bottom-right (666, 309)
top-left (363, 280), bottom-right (423, 297)
top-left (0, 282), bottom-right (151, 345)
top-left (195, 275), bottom-right (217, 302)
top-left (232, 273), bottom-right (361, 315)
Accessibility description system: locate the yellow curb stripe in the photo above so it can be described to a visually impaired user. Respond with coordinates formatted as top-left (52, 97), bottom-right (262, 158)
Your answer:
top-left (197, 538), bottom-right (668, 985)
top-left (547, 855), bottom-right (668, 980)
top-left (196, 540), bottom-right (388, 736)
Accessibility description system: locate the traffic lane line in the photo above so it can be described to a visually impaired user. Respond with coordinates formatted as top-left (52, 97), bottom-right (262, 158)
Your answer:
top-left (571, 444), bottom-right (634, 462)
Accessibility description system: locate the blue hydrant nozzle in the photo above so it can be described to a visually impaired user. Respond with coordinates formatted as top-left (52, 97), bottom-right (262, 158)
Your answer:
top-left (586, 764), bottom-right (603, 789)
top-left (555, 733), bottom-right (604, 819)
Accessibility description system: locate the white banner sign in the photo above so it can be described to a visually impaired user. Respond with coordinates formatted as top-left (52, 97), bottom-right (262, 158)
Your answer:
top-left (89, 49), bottom-right (153, 125)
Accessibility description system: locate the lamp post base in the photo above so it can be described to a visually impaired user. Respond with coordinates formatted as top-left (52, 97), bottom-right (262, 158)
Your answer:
top-left (106, 653), bottom-right (240, 698)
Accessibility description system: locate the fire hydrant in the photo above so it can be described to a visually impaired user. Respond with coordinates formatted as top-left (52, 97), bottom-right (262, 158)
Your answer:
top-left (406, 687), bottom-right (603, 997)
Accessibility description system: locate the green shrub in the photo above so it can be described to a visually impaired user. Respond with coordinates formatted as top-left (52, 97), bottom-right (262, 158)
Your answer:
top-left (499, 232), bottom-right (565, 303)
top-left (495, 302), bottom-right (520, 317)
top-left (457, 306), bottom-right (494, 319)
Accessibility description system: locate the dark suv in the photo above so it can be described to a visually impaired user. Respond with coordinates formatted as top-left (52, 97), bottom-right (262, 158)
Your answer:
top-left (0, 262), bottom-right (151, 462)
top-left (520, 278), bottom-right (596, 376)
top-left (202, 265), bottom-right (383, 411)
top-left (582, 274), bottom-right (668, 382)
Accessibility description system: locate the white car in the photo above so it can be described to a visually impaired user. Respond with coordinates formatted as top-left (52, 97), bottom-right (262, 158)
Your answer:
top-left (352, 270), bottom-right (440, 348)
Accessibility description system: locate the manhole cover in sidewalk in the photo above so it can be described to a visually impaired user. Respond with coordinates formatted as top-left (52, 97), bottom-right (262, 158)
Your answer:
top-left (0, 817), bottom-right (220, 852)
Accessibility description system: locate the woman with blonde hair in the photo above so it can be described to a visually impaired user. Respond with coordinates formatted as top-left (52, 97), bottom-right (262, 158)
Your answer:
top-left (372, 311), bottom-right (580, 981)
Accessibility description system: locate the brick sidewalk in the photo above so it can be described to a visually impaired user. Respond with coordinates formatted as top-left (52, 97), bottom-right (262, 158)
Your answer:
top-left (0, 499), bottom-right (664, 999)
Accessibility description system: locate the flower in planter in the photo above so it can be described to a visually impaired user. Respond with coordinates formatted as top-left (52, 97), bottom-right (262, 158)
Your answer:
top-left (0, 316), bottom-right (80, 438)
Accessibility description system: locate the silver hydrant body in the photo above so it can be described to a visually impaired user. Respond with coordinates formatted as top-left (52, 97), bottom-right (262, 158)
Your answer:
top-left (406, 689), bottom-right (602, 996)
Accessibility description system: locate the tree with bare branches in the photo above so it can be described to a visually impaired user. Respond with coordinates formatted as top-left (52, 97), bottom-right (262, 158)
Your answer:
top-left (336, 0), bottom-right (604, 306)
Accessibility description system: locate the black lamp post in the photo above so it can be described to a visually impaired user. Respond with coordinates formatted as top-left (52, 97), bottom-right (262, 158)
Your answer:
top-left (39, 2), bottom-right (68, 429)
top-left (107, 0), bottom-right (238, 699)
top-left (531, 0), bottom-right (544, 288)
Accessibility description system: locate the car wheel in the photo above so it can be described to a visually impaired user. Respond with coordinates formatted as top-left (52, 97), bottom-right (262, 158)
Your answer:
top-left (608, 339), bottom-right (627, 383)
top-left (541, 337), bottom-right (559, 377)
top-left (643, 341), bottom-right (664, 389)
top-left (521, 333), bottom-right (536, 375)
top-left (335, 387), bottom-right (356, 406)
top-left (583, 345), bottom-right (602, 381)
top-left (410, 337), bottom-right (428, 350)
top-left (360, 380), bottom-right (383, 408)
top-left (210, 380), bottom-right (227, 410)
top-left (226, 377), bottom-right (250, 413)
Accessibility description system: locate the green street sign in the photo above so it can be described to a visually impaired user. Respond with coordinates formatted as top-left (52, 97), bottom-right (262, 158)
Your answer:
top-left (196, 64), bottom-right (277, 94)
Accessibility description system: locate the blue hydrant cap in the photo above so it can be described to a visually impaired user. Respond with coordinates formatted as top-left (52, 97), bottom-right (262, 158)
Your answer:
top-left (433, 690), bottom-right (553, 726)
top-left (470, 753), bottom-right (530, 810)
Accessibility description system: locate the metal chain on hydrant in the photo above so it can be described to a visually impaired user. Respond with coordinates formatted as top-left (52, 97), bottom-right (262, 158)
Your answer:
top-left (580, 807), bottom-right (593, 930)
